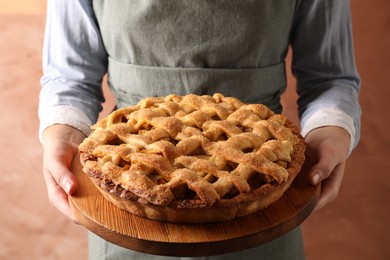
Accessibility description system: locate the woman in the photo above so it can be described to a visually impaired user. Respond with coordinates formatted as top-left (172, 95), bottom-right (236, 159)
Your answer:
top-left (39, 0), bottom-right (361, 259)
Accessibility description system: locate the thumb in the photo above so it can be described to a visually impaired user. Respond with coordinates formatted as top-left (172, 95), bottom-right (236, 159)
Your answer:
top-left (309, 148), bottom-right (339, 186)
top-left (44, 158), bottom-right (78, 195)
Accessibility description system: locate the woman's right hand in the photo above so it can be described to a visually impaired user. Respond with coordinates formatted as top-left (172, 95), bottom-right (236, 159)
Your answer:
top-left (42, 124), bottom-right (86, 223)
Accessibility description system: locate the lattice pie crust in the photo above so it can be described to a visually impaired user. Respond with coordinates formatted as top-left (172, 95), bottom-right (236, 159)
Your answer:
top-left (79, 93), bottom-right (306, 223)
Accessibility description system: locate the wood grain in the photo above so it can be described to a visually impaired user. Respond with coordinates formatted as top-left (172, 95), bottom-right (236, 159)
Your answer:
top-left (69, 148), bottom-right (319, 257)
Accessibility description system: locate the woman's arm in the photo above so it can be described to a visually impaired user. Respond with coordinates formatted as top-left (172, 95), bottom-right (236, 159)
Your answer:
top-left (39, 0), bottom-right (108, 221)
top-left (39, 0), bottom-right (108, 139)
top-left (290, 0), bottom-right (362, 210)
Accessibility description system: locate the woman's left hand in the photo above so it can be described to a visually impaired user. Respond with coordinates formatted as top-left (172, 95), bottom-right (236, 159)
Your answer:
top-left (304, 126), bottom-right (351, 211)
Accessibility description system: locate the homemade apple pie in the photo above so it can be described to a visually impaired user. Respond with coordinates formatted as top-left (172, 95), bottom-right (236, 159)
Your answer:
top-left (78, 93), bottom-right (306, 223)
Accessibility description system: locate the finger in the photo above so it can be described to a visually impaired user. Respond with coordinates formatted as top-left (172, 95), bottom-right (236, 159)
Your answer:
top-left (309, 146), bottom-right (340, 185)
top-left (314, 163), bottom-right (345, 212)
top-left (45, 158), bottom-right (78, 195)
top-left (43, 169), bottom-right (79, 223)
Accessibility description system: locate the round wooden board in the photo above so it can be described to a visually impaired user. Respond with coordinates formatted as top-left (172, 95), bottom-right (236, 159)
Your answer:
top-left (69, 148), bottom-right (319, 257)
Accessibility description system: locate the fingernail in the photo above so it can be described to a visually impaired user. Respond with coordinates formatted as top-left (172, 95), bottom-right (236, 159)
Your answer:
top-left (312, 172), bottom-right (320, 184)
top-left (64, 180), bottom-right (72, 194)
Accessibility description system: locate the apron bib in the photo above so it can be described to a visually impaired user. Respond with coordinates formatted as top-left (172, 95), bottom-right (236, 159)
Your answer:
top-left (91, 1), bottom-right (304, 259)
top-left (93, 0), bottom-right (296, 113)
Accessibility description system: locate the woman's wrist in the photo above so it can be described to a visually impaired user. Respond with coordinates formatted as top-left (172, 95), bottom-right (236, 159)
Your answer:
top-left (42, 124), bottom-right (86, 145)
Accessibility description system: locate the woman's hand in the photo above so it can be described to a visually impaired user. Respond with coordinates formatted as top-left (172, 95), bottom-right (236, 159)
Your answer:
top-left (42, 124), bottom-right (86, 222)
top-left (304, 126), bottom-right (351, 211)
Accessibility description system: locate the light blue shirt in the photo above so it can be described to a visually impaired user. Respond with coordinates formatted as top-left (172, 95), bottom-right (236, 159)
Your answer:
top-left (39, 0), bottom-right (361, 153)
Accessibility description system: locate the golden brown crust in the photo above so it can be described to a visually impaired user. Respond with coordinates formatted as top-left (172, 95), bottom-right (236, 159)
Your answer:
top-left (79, 93), bottom-right (306, 223)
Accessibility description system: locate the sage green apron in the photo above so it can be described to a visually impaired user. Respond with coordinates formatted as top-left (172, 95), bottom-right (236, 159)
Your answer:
top-left (91, 0), bottom-right (304, 259)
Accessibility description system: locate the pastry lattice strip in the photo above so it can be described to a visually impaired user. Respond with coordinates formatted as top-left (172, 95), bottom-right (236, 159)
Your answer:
top-left (80, 93), bottom-right (299, 206)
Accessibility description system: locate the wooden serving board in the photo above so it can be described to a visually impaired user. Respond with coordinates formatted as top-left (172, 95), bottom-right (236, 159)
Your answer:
top-left (69, 148), bottom-right (319, 257)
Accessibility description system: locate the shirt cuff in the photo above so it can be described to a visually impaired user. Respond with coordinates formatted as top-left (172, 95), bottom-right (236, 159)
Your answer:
top-left (39, 105), bottom-right (93, 142)
top-left (300, 107), bottom-right (356, 157)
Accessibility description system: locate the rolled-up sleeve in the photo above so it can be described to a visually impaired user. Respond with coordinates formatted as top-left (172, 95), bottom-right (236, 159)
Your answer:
top-left (38, 0), bottom-right (108, 139)
top-left (290, 0), bottom-right (361, 154)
